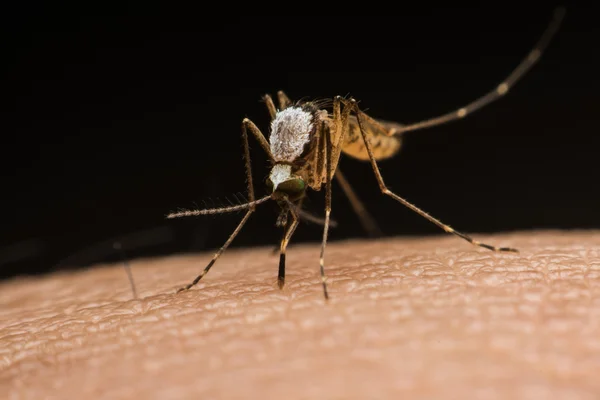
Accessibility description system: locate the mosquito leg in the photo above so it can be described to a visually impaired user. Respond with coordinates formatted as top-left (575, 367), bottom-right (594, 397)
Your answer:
top-left (350, 100), bottom-right (518, 253)
top-left (271, 195), bottom-right (302, 253)
top-left (319, 121), bottom-right (334, 300)
top-left (242, 118), bottom-right (274, 163)
top-left (393, 7), bottom-right (565, 135)
top-left (330, 95), bottom-right (354, 174)
top-left (278, 206), bottom-right (299, 289)
top-left (277, 90), bottom-right (292, 109)
top-left (176, 210), bottom-right (254, 292)
top-left (335, 168), bottom-right (383, 237)
top-left (328, 97), bottom-right (380, 236)
top-left (240, 117), bottom-right (257, 204)
top-left (273, 197), bottom-right (297, 255)
top-left (176, 118), bottom-right (263, 292)
top-left (263, 94), bottom-right (277, 119)
top-left (269, 201), bottom-right (339, 255)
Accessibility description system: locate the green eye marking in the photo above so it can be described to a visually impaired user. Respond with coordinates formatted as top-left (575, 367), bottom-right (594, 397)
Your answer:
top-left (277, 178), bottom-right (305, 194)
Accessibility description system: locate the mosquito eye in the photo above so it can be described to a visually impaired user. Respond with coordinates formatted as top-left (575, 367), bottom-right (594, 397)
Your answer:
top-left (277, 178), bottom-right (305, 194)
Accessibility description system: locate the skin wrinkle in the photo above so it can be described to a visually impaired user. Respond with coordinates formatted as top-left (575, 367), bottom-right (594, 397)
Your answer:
top-left (0, 231), bottom-right (599, 399)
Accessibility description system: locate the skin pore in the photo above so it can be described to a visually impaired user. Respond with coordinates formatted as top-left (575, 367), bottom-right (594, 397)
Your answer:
top-left (1, 230), bottom-right (600, 399)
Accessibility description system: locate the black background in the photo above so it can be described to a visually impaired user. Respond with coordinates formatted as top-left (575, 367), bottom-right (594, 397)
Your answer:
top-left (1, 6), bottom-right (597, 280)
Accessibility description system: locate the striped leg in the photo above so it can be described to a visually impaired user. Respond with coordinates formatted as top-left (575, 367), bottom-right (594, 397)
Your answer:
top-left (348, 99), bottom-right (518, 253)
top-left (319, 121), bottom-right (334, 300)
top-left (278, 207), bottom-right (299, 289)
top-left (176, 117), bottom-right (263, 293)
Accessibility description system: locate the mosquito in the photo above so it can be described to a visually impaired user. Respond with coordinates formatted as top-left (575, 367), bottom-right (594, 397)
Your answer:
top-left (167, 8), bottom-right (565, 299)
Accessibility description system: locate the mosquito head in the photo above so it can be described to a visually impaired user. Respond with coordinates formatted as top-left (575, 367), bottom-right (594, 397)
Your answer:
top-left (267, 164), bottom-right (306, 201)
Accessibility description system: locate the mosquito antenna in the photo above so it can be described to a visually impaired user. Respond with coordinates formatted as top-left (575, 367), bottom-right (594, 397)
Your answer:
top-left (113, 241), bottom-right (137, 299)
top-left (167, 194), bottom-right (271, 219)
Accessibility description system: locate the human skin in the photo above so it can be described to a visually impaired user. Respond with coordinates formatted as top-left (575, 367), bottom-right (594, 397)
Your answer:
top-left (1, 230), bottom-right (600, 399)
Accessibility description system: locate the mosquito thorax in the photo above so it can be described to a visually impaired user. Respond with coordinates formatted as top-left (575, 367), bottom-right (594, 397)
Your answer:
top-left (269, 106), bottom-right (315, 163)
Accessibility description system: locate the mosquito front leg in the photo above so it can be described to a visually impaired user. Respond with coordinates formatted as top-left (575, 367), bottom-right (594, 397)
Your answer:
top-left (349, 100), bottom-right (518, 253)
top-left (277, 90), bottom-right (292, 110)
top-left (176, 210), bottom-right (254, 293)
top-left (176, 118), bottom-right (264, 293)
top-left (263, 94), bottom-right (277, 119)
top-left (278, 205), bottom-right (299, 289)
top-left (242, 118), bottom-right (274, 163)
top-left (270, 202), bottom-right (340, 255)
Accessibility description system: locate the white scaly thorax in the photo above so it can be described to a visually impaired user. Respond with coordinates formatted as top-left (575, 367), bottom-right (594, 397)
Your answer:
top-left (269, 107), bottom-right (313, 162)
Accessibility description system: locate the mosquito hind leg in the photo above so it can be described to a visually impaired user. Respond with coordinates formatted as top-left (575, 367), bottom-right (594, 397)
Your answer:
top-left (349, 99), bottom-right (518, 253)
top-left (392, 7), bottom-right (565, 135)
top-left (242, 118), bottom-right (274, 162)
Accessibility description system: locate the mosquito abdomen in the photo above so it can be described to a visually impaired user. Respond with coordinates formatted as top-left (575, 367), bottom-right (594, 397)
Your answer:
top-left (341, 118), bottom-right (402, 161)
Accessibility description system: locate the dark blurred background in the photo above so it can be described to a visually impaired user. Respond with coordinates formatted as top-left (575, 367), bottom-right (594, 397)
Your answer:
top-left (0, 6), bottom-right (597, 280)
